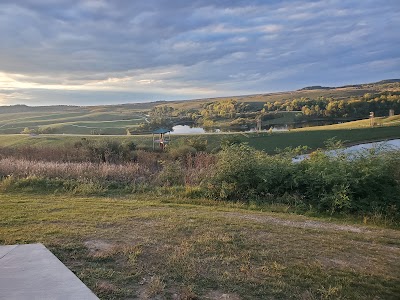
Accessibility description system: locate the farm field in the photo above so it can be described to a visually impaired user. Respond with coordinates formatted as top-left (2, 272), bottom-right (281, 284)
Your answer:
top-left (1, 192), bottom-right (399, 299)
top-left (0, 106), bottom-right (149, 135)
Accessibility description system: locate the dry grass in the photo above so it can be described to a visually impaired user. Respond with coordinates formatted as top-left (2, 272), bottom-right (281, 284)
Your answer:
top-left (1, 192), bottom-right (399, 299)
top-left (0, 158), bottom-right (152, 183)
top-left (0, 151), bottom-right (217, 195)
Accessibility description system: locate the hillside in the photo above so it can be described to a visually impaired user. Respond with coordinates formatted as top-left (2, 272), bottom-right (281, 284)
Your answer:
top-left (0, 79), bottom-right (399, 135)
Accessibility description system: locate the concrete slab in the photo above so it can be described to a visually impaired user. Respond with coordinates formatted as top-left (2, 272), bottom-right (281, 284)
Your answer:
top-left (0, 243), bottom-right (98, 300)
top-left (0, 245), bottom-right (18, 259)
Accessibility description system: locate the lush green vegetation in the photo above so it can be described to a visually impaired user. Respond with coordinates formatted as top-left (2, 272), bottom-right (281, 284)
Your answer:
top-left (205, 143), bottom-right (400, 218)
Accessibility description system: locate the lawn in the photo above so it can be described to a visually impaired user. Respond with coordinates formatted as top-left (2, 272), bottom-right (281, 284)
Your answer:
top-left (296, 115), bottom-right (400, 131)
top-left (0, 192), bottom-right (399, 299)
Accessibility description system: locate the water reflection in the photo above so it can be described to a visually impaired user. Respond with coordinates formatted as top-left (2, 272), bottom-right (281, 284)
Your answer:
top-left (171, 125), bottom-right (205, 134)
top-left (171, 124), bottom-right (291, 134)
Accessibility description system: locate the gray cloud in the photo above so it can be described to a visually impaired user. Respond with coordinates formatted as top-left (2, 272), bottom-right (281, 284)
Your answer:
top-left (0, 0), bottom-right (399, 105)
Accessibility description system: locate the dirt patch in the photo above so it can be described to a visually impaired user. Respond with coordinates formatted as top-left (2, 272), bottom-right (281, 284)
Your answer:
top-left (95, 280), bottom-right (118, 294)
top-left (224, 212), bottom-right (367, 233)
top-left (84, 239), bottom-right (113, 256)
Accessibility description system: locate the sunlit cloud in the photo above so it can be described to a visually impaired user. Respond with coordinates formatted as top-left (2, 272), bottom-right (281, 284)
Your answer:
top-left (0, 0), bottom-right (398, 105)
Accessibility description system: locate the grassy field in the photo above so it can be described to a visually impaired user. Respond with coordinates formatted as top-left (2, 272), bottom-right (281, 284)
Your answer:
top-left (0, 108), bottom-right (148, 135)
top-left (1, 192), bottom-right (399, 299)
top-left (297, 115), bottom-right (400, 131)
top-left (1, 123), bottom-right (399, 154)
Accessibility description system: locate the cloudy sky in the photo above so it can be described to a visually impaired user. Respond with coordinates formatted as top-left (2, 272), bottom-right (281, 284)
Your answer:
top-left (0, 0), bottom-right (399, 106)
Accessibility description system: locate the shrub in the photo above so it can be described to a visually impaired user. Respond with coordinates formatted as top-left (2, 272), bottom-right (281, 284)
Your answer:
top-left (204, 143), bottom-right (400, 218)
top-left (205, 144), bottom-right (262, 200)
top-left (168, 145), bottom-right (197, 160)
top-left (157, 160), bottom-right (185, 186)
top-left (185, 137), bottom-right (208, 151)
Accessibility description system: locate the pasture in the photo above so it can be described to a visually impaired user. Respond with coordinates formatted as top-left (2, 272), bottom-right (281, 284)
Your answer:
top-left (0, 107), bottom-right (148, 135)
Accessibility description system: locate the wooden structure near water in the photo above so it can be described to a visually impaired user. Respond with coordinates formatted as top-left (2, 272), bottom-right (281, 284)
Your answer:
top-left (152, 128), bottom-right (171, 150)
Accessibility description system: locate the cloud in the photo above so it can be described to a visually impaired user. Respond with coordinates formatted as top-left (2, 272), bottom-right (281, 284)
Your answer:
top-left (0, 0), bottom-right (399, 105)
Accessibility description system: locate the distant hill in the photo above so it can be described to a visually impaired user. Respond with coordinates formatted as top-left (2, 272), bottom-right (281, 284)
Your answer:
top-left (374, 79), bottom-right (400, 84)
top-left (0, 78), bottom-right (399, 135)
top-left (1, 78), bottom-right (399, 113)
top-left (298, 79), bottom-right (400, 91)
top-left (298, 86), bottom-right (332, 91)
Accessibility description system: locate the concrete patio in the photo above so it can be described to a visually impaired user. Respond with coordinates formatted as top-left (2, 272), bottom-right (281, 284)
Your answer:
top-left (0, 243), bottom-right (98, 299)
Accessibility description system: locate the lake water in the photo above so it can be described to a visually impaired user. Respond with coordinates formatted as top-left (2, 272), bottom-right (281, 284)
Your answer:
top-left (171, 125), bottom-right (206, 134)
top-left (171, 120), bottom-right (347, 134)
top-left (292, 139), bottom-right (400, 162)
top-left (171, 125), bottom-right (289, 134)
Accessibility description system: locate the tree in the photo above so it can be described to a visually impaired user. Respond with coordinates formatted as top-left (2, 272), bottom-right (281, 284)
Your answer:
top-left (21, 127), bottom-right (35, 134)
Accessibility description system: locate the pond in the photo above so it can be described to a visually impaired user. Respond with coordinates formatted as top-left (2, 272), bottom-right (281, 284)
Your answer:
top-left (171, 124), bottom-right (289, 134)
top-left (171, 120), bottom-right (347, 134)
top-left (170, 125), bottom-right (206, 134)
top-left (292, 139), bottom-right (400, 162)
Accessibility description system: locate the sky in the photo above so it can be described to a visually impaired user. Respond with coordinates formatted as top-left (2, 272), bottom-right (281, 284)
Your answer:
top-left (0, 0), bottom-right (399, 106)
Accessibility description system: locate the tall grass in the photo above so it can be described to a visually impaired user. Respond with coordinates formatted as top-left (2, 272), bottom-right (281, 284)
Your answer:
top-left (0, 158), bottom-right (151, 183)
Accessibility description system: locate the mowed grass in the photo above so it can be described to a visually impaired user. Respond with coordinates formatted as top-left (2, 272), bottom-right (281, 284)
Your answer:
top-left (297, 115), bottom-right (400, 131)
top-left (0, 192), bottom-right (399, 299)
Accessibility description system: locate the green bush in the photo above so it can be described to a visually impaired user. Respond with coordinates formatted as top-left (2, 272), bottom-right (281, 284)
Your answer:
top-left (205, 143), bottom-right (400, 218)
top-left (205, 144), bottom-right (262, 200)
top-left (186, 137), bottom-right (208, 151)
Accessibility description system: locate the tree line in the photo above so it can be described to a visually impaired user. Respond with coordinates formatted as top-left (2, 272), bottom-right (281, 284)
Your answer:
top-left (262, 92), bottom-right (400, 118)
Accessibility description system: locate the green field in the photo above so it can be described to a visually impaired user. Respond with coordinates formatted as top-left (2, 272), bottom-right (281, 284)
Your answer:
top-left (1, 123), bottom-right (399, 154)
top-left (1, 192), bottom-right (399, 299)
top-left (297, 115), bottom-right (400, 131)
top-left (0, 107), bottom-right (148, 135)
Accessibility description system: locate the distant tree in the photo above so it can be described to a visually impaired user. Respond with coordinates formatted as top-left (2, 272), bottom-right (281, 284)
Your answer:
top-left (21, 127), bottom-right (35, 134)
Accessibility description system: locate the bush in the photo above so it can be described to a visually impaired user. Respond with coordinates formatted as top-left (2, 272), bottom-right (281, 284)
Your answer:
top-left (204, 143), bottom-right (400, 218)
top-left (157, 160), bottom-right (185, 186)
top-left (205, 144), bottom-right (262, 200)
top-left (296, 150), bottom-right (400, 215)
top-left (168, 145), bottom-right (197, 160)
top-left (185, 137), bottom-right (208, 151)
